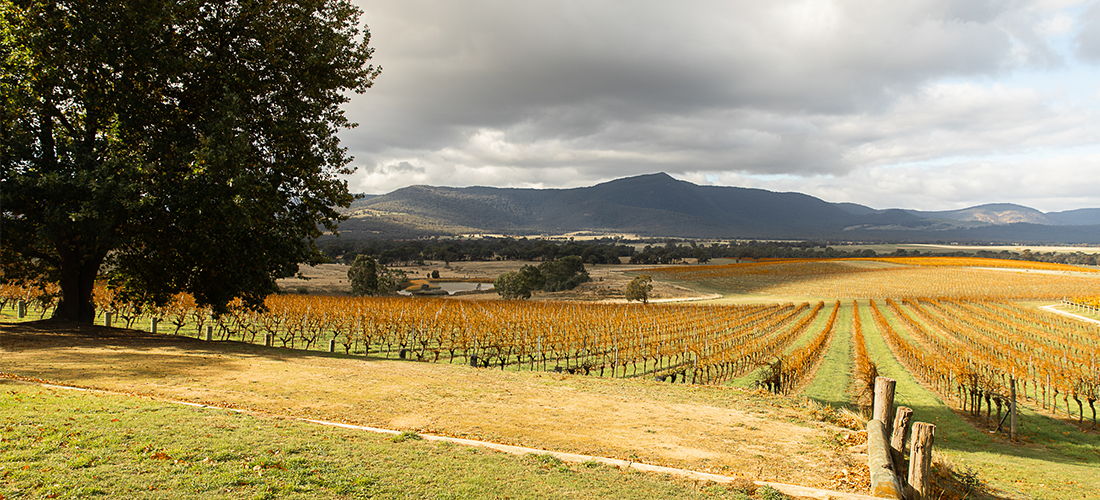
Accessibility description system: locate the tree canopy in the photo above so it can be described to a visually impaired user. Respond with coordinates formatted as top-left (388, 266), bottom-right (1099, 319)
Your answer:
top-left (625, 275), bottom-right (653, 304)
top-left (0, 0), bottom-right (380, 321)
top-left (494, 256), bottom-right (590, 299)
top-left (347, 255), bottom-right (406, 296)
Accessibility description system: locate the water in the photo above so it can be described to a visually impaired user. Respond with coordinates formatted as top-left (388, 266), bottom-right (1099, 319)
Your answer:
top-left (399, 281), bottom-right (494, 296)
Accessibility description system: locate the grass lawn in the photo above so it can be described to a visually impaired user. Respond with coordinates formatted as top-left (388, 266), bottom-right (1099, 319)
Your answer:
top-left (0, 382), bottom-right (795, 500)
top-left (799, 302), bottom-right (854, 410)
top-left (859, 301), bottom-right (1100, 500)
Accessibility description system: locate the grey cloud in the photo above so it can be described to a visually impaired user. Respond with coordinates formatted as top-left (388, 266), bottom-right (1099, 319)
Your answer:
top-left (1076, 1), bottom-right (1100, 62)
top-left (342, 0), bottom-right (1100, 210)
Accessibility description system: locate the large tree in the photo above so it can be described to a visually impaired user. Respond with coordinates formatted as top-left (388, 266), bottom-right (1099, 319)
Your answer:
top-left (0, 0), bottom-right (380, 322)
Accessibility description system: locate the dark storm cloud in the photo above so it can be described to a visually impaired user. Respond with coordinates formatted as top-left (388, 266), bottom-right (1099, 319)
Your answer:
top-left (342, 0), bottom-right (1100, 211)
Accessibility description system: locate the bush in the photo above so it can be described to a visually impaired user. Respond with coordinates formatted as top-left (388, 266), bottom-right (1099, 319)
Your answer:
top-left (390, 430), bottom-right (422, 443)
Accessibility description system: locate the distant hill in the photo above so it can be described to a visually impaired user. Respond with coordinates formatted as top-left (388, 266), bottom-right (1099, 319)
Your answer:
top-left (906, 203), bottom-right (1057, 225)
top-left (1046, 208), bottom-right (1100, 226)
top-left (340, 173), bottom-right (1100, 243)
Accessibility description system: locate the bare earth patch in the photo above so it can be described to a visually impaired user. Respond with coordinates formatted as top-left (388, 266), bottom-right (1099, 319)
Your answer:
top-left (1, 320), bottom-right (867, 491)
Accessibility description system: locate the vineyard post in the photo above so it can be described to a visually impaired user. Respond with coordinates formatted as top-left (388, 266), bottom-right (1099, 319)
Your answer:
top-left (265, 333), bottom-right (273, 347)
top-left (907, 422), bottom-right (936, 500)
top-left (874, 377), bottom-right (897, 436)
top-left (1010, 376), bottom-right (1018, 441)
top-left (17, 300), bottom-right (26, 318)
top-left (105, 312), bottom-right (113, 328)
top-left (151, 318), bottom-right (159, 334)
top-left (890, 406), bottom-right (914, 475)
top-left (329, 338), bottom-right (336, 353)
top-left (205, 326), bottom-right (213, 341)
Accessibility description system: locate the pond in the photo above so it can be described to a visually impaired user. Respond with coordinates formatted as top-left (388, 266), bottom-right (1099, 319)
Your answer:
top-left (399, 281), bottom-right (494, 296)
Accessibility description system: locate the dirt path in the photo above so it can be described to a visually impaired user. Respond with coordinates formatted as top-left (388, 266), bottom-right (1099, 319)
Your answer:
top-left (1, 320), bottom-right (869, 492)
top-left (1040, 304), bottom-right (1100, 325)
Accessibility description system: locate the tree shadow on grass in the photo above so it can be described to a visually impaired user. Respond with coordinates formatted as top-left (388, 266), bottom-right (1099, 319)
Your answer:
top-left (0, 319), bottom-right (407, 384)
top-left (897, 400), bottom-right (1100, 471)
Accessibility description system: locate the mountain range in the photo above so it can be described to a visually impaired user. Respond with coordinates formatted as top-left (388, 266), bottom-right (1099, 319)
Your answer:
top-left (337, 173), bottom-right (1100, 244)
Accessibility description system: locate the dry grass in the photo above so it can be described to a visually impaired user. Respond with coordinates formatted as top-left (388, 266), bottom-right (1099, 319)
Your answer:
top-left (0, 319), bottom-right (867, 492)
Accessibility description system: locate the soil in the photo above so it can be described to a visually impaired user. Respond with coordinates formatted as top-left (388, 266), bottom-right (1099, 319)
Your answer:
top-left (278, 261), bottom-right (714, 303)
top-left (1, 319), bottom-right (869, 492)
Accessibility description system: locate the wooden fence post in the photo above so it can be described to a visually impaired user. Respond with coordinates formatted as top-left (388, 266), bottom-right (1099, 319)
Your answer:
top-left (205, 326), bottom-right (213, 341)
top-left (264, 333), bottom-right (273, 347)
top-left (17, 300), bottom-right (27, 318)
top-left (151, 318), bottom-right (159, 334)
top-left (907, 422), bottom-right (936, 500)
top-left (329, 338), bottom-right (336, 353)
top-left (105, 312), bottom-right (113, 328)
top-left (867, 419), bottom-right (904, 499)
top-left (890, 406), bottom-right (914, 475)
top-left (874, 377), bottom-right (897, 436)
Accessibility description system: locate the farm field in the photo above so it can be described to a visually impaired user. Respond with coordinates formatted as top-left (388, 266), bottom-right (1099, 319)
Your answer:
top-left (0, 319), bottom-right (870, 497)
top-left (648, 257), bottom-right (1099, 301)
top-left (3, 256), bottom-right (1100, 499)
top-left (832, 244), bottom-right (1100, 256)
top-left (0, 380), bottom-right (801, 500)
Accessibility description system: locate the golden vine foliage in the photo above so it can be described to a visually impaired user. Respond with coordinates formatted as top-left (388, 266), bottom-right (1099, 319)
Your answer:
top-left (645, 257), bottom-right (1100, 299)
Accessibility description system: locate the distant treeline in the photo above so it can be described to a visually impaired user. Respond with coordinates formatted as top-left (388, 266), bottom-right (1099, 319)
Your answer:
top-left (321, 238), bottom-right (1099, 267)
top-left (323, 238), bottom-right (634, 266)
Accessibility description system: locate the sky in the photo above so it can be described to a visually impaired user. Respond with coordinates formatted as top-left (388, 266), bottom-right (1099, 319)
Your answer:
top-left (340, 0), bottom-right (1100, 213)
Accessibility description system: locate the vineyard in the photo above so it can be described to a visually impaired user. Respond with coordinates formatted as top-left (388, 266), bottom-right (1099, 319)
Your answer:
top-left (646, 257), bottom-right (1100, 299)
top-left (6, 256), bottom-right (1100, 499)
top-left (869, 297), bottom-right (1100, 427)
top-left (4, 256), bottom-right (1100, 424)
top-left (5, 271), bottom-right (1099, 419)
top-left (1, 282), bottom-right (835, 385)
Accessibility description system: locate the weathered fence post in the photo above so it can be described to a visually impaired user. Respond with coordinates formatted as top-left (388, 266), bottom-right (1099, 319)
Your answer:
top-left (264, 333), bottom-right (273, 347)
top-left (329, 338), bottom-right (336, 353)
top-left (17, 300), bottom-right (27, 318)
top-left (867, 376), bottom-right (904, 499)
top-left (867, 419), bottom-right (904, 499)
top-left (150, 318), bottom-right (159, 334)
top-left (105, 312), bottom-right (113, 328)
top-left (874, 377), bottom-right (897, 436)
top-left (205, 325), bottom-right (213, 341)
top-left (907, 423), bottom-right (936, 500)
top-left (890, 406), bottom-right (914, 475)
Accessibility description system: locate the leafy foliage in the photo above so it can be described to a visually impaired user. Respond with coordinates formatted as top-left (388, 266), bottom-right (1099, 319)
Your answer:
top-left (347, 255), bottom-right (407, 296)
top-left (0, 0), bottom-right (380, 321)
top-left (494, 256), bottom-right (590, 299)
top-left (625, 275), bottom-right (653, 304)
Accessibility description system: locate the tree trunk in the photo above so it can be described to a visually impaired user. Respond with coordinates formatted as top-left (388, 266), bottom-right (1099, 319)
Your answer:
top-left (52, 251), bottom-right (105, 324)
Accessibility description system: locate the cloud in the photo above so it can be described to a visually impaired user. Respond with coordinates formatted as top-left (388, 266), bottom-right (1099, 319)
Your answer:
top-left (1076, 1), bottom-right (1100, 62)
top-left (342, 0), bottom-right (1100, 211)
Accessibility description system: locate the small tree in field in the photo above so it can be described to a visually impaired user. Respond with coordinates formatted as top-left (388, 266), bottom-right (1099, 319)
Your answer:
top-left (348, 255), bottom-right (407, 296)
top-left (494, 268), bottom-right (536, 299)
top-left (348, 256), bottom-right (380, 296)
top-left (625, 275), bottom-right (653, 304)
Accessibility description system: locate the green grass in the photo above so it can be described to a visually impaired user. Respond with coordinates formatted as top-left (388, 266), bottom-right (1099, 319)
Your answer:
top-left (859, 301), bottom-right (1100, 500)
top-left (0, 382), bottom-right (789, 500)
top-left (799, 302), bottom-right (854, 409)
